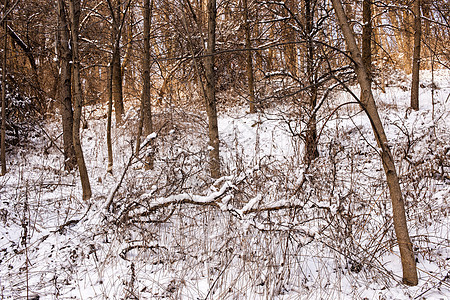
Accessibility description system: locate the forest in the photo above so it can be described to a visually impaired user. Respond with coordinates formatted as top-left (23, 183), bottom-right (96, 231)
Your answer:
top-left (0, 0), bottom-right (449, 298)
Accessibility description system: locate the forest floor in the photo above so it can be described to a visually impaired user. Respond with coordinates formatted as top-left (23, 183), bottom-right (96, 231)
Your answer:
top-left (0, 70), bottom-right (449, 299)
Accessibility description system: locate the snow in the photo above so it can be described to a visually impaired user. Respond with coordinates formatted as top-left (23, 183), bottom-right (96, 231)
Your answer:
top-left (0, 70), bottom-right (449, 299)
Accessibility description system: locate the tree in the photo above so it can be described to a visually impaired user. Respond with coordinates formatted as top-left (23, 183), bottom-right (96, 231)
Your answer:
top-left (361, 0), bottom-right (372, 80)
top-left (136, 0), bottom-right (154, 169)
top-left (107, 0), bottom-right (128, 124)
top-left (331, 0), bottom-right (418, 286)
top-left (105, 0), bottom-right (132, 172)
top-left (1, 0), bottom-right (7, 175)
top-left (304, 0), bottom-right (319, 164)
top-left (142, 0), bottom-right (153, 138)
top-left (205, 0), bottom-right (220, 178)
top-left (107, 59), bottom-right (114, 173)
top-left (68, 0), bottom-right (92, 200)
top-left (410, 0), bottom-right (421, 110)
top-left (56, 0), bottom-right (76, 171)
top-left (243, 0), bottom-right (256, 114)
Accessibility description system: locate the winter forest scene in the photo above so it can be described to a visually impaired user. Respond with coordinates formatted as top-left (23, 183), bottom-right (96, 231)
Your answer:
top-left (0, 0), bottom-right (449, 299)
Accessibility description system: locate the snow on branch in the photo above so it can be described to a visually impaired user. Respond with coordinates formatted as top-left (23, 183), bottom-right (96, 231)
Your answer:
top-left (116, 171), bottom-right (337, 227)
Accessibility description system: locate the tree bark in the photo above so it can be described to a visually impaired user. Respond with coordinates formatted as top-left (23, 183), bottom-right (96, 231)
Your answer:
top-left (304, 0), bottom-right (319, 164)
top-left (331, 0), bottom-right (418, 286)
top-left (56, 0), bottom-right (76, 171)
top-left (112, 42), bottom-right (124, 123)
top-left (243, 0), bottom-right (256, 113)
top-left (107, 62), bottom-right (113, 173)
top-left (69, 0), bottom-right (92, 200)
top-left (410, 0), bottom-right (421, 111)
top-left (361, 0), bottom-right (372, 80)
top-left (142, 0), bottom-right (154, 169)
top-left (205, 0), bottom-right (220, 178)
top-left (110, 0), bottom-right (124, 124)
top-left (142, 0), bottom-right (153, 136)
top-left (284, 0), bottom-right (298, 79)
top-left (1, 0), bottom-right (7, 176)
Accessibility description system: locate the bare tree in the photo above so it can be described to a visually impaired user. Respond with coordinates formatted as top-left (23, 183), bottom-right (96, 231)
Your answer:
top-left (107, 61), bottom-right (114, 173)
top-left (142, 0), bottom-right (153, 137)
top-left (331, 0), bottom-right (418, 286)
top-left (361, 0), bottom-right (372, 80)
top-left (138, 0), bottom-right (154, 169)
top-left (106, 0), bottom-right (132, 172)
top-left (205, 0), bottom-right (220, 178)
top-left (304, 0), bottom-right (319, 163)
top-left (1, 0), bottom-right (7, 175)
top-left (411, 0), bottom-right (421, 110)
top-left (56, 0), bottom-right (76, 171)
top-left (107, 0), bottom-right (127, 124)
top-left (69, 0), bottom-right (92, 200)
top-left (243, 0), bottom-right (256, 113)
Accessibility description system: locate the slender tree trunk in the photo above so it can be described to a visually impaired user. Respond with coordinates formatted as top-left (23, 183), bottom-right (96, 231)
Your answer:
top-left (107, 62), bottom-right (113, 173)
top-left (57, 0), bottom-right (76, 171)
top-left (285, 0), bottom-right (298, 78)
top-left (243, 0), bottom-right (256, 113)
top-left (402, 10), bottom-right (413, 73)
top-left (331, 0), bottom-right (418, 286)
top-left (111, 0), bottom-right (124, 124)
top-left (421, 0), bottom-right (431, 70)
top-left (69, 0), bottom-right (92, 200)
top-left (142, 0), bottom-right (154, 169)
top-left (205, 0), bottom-right (220, 178)
top-left (112, 45), bottom-right (123, 123)
top-left (135, 100), bottom-right (144, 156)
top-left (142, 0), bottom-right (153, 136)
top-left (304, 0), bottom-right (319, 163)
top-left (360, 0), bottom-right (373, 109)
top-left (411, 0), bottom-right (421, 111)
top-left (1, 1), bottom-right (7, 176)
top-left (121, 10), bottom-right (133, 86)
top-left (106, 0), bottom-right (131, 171)
top-left (362, 0), bottom-right (372, 80)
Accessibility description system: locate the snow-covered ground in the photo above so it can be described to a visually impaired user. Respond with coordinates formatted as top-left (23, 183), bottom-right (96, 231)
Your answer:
top-left (0, 70), bottom-right (449, 299)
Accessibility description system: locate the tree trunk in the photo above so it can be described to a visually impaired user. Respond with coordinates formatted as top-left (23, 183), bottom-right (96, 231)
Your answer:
top-left (112, 45), bottom-right (124, 124)
top-left (57, 0), bottom-right (76, 171)
top-left (284, 0), bottom-right (298, 79)
top-left (402, 10), bottom-right (414, 74)
top-left (410, 0), bottom-right (421, 111)
top-left (142, 0), bottom-right (153, 136)
top-left (304, 0), bottom-right (319, 164)
top-left (111, 0), bottom-right (124, 124)
top-left (205, 0), bottom-right (220, 178)
top-left (69, 0), bottom-right (92, 201)
top-left (243, 0), bottom-right (256, 113)
top-left (1, 1), bottom-right (7, 176)
top-left (107, 62), bottom-right (113, 173)
top-left (121, 10), bottom-right (134, 87)
top-left (362, 0), bottom-right (372, 80)
top-left (331, 0), bottom-right (418, 286)
top-left (142, 0), bottom-right (154, 169)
